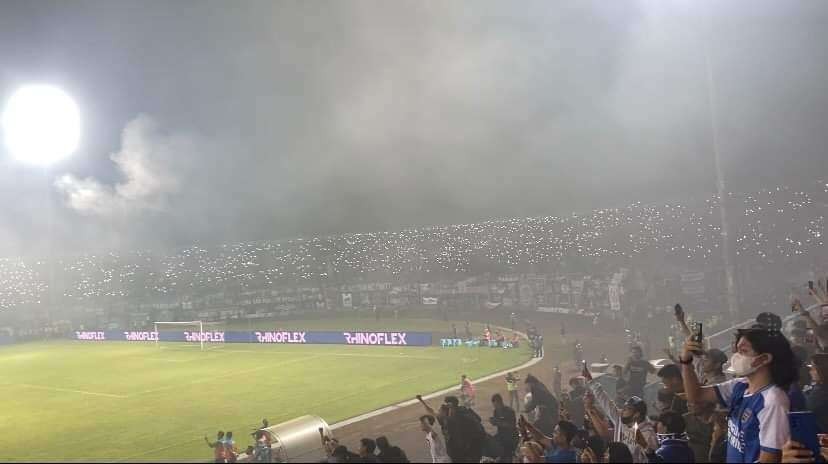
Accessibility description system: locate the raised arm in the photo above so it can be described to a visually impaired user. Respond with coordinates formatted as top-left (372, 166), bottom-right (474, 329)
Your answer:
top-left (679, 336), bottom-right (719, 405)
top-left (584, 393), bottom-right (611, 441)
top-left (520, 415), bottom-right (553, 448)
top-left (586, 379), bottom-right (621, 438)
top-left (674, 304), bottom-right (692, 337)
top-left (416, 395), bottom-right (437, 416)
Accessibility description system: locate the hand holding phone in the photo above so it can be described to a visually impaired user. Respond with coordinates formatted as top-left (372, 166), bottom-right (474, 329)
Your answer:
top-left (582, 360), bottom-right (593, 382)
top-left (674, 304), bottom-right (685, 321)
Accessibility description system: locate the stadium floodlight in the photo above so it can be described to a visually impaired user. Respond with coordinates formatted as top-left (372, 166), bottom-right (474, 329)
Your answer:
top-left (2, 84), bottom-right (81, 166)
top-left (154, 320), bottom-right (205, 351)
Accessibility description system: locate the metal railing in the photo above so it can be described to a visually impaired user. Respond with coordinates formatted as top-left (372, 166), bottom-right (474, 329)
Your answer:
top-left (705, 303), bottom-right (821, 354)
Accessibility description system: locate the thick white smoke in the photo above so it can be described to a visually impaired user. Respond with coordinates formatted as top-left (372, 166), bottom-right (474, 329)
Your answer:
top-left (55, 115), bottom-right (190, 216)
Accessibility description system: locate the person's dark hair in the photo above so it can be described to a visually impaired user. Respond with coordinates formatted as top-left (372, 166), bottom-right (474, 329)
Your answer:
top-left (420, 414), bottom-right (435, 426)
top-left (735, 328), bottom-right (798, 388)
top-left (657, 411), bottom-right (686, 434)
top-left (360, 438), bottom-right (376, 454)
top-left (226, 431), bottom-right (233, 439)
top-left (217, 431), bottom-right (225, 438)
top-left (755, 312), bottom-right (783, 331)
top-left (491, 393), bottom-right (503, 404)
top-left (557, 420), bottom-right (578, 444)
top-left (706, 349), bottom-right (727, 367)
top-left (375, 436), bottom-right (390, 451)
top-left (793, 345), bottom-right (809, 368)
top-left (657, 364), bottom-right (681, 380)
top-left (444, 396), bottom-right (460, 407)
top-left (607, 442), bottom-right (634, 463)
top-left (331, 445), bottom-right (349, 458)
top-left (586, 435), bottom-right (607, 458)
top-left (812, 354), bottom-right (828, 384)
top-left (525, 373), bottom-right (539, 384)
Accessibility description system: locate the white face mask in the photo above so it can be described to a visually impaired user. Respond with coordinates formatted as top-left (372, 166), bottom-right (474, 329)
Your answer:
top-left (726, 352), bottom-right (761, 377)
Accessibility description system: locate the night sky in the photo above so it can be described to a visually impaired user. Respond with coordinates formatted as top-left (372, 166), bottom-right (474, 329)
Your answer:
top-left (1, 0), bottom-right (827, 256)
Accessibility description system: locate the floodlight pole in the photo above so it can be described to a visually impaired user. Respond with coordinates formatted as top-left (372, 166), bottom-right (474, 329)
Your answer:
top-left (702, 10), bottom-right (740, 324)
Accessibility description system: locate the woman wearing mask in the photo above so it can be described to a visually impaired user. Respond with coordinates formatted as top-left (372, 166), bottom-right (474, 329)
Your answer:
top-left (679, 327), bottom-right (798, 463)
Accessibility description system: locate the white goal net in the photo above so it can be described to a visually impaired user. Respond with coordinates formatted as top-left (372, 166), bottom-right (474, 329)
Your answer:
top-left (153, 321), bottom-right (225, 351)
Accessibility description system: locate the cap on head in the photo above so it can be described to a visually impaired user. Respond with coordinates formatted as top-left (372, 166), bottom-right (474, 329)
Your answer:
top-left (624, 396), bottom-right (647, 417)
top-left (755, 312), bottom-right (782, 331)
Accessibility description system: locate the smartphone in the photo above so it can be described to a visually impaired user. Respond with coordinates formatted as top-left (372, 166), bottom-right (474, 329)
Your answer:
top-left (809, 281), bottom-right (815, 291)
top-left (693, 322), bottom-right (703, 343)
top-left (789, 411), bottom-right (819, 457)
top-left (674, 304), bottom-right (683, 318)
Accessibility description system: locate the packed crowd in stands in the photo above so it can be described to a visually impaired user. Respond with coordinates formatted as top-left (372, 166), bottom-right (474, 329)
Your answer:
top-left (297, 286), bottom-right (828, 463)
top-left (0, 182), bottom-right (825, 310)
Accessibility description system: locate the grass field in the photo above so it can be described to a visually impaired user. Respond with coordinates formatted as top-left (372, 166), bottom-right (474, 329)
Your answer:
top-left (0, 318), bottom-right (529, 462)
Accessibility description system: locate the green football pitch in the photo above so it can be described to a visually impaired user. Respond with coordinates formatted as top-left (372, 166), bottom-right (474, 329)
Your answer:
top-left (0, 318), bottom-right (530, 462)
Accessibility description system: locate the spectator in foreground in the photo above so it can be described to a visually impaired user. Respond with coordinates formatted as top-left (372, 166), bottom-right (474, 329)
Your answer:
top-left (206, 431), bottom-right (226, 463)
top-left (489, 393), bottom-right (518, 462)
top-left (623, 345), bottom-right (656, 399)
top-left (586, 370), bottom-right (657, 461)
top-left (806, 353), bottom-right (828, 432)
top-left (532, 404), bottom-right (558, 436)
top-left (605, 441), bottom-right (634, 463)
top-left (252, 430), bottom-right (272, 463)
top-left (505, 372), bottom-right (521, 411)
top-left (375, 436), bottom-right (408, 463)
top-left (358, 438), bottom-right (379, 463)
top-left (459, 374), bottom-right (475, 409)
top-left (708, 410), bottom-right (728, 463)
top-left (657, 364), bottom-right (688, 414)
top-left (610, 364), bottom-right (628, 401)
top-left (701, 348), bottom-right (728, 385)
top-left (682, 400), bottom-right (714, 463)
top-left (680, 328), bottom-right (798, 463)
top-left (524, 374), bottom-right (559, 426)
top-left (443, 395), bottom-right (486, 463)
top-left (225, 432), bottom-right (238, 463)
top-left (418, 415), bottom-right (450, 464)
top-left (648, 411), bottom-right (695, 463)
top-left (520, 416), bottom-right (579, 463)
top-left (564, 377), bottom-right (587, 428)
top-left (580, 439), bottom-right (635, 463)
top-left (328, 445), bottom-right (359, 463)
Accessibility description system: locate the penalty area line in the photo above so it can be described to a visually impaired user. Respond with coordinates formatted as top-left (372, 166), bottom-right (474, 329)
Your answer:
top-left (1, 382), bottom-right (128, 399)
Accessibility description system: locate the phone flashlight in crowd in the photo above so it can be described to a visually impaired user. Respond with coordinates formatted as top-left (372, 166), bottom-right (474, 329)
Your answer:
top-left (789, 411), bottom-right (819, 458)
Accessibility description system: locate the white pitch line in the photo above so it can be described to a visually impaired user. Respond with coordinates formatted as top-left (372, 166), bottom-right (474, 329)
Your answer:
top-left (324, 352), bottom-right (440, 360)
top-left (129, 354), bottom-right (323, 397)
top-left (113, 437), bottom-right (202, 462)
top-left (1, 382), bottom-right (128, 399)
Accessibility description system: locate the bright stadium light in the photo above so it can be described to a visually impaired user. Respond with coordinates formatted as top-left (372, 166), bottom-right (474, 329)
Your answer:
top-left (2, 84), bottom-right (81, 166)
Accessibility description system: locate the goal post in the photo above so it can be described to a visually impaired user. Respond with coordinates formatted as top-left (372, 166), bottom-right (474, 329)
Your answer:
top-left (153, 321), bottom-right (204, 350)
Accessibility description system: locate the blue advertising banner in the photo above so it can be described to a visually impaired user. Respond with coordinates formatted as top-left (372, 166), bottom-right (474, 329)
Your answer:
top-left (72, 330), bottom-right (432, 346)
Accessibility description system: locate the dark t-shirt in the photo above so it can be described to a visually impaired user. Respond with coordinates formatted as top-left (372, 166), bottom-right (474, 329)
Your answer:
top-left (626, 359), bottom-right (654, 395)
top-left (806, 383), bottom-right (828, 433)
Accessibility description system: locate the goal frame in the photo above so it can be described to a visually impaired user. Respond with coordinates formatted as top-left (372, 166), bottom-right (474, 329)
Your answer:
top-left (153, 321), bottom-right (204, 350)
